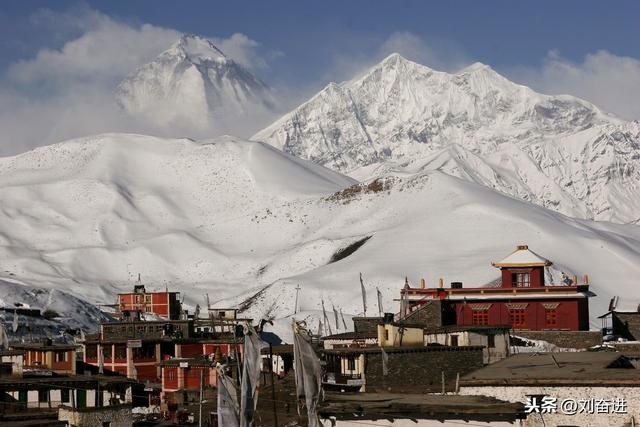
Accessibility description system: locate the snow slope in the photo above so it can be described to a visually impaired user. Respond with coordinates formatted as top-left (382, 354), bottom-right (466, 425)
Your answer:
top-left (1, 133), bottom-right (639, 333)
top-left (116, 34), bottom-right (277, 136)
top-left (0, 278), bottom-right (111, 337)
top-left (253, 54), bottom-right (640, 224)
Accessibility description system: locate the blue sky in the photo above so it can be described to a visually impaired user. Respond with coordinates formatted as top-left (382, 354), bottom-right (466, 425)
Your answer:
top-left (1, 1), bottom-right (640, 154)
top-left (2, 1), bottom-right (639, 85)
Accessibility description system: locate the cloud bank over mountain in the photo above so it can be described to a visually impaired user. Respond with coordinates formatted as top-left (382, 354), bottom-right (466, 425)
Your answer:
top-left (0, 7), bottom-right (279, 156)
top-left (0, 6), bottom-right (638, 157)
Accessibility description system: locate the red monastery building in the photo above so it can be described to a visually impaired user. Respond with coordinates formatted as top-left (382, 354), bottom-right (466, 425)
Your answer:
top-left (400, 245), bottom-right (594, 331)
top-left (117, 284), bottom-right (182, 320)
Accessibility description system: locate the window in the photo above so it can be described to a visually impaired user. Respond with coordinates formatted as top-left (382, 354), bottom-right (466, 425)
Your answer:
top-left (472, 310), bottom-right (489, 325)
top-left (487, 334), bottom-right (495, 348)
top-left (347, 357), bottom-right (356, 371)
top-left (384, 329), bottom-right (389, 341)
top-left (85, 344), bottom-right (97, 359)
top-left (38, 389), bottom-right (48, 403)
top-left (509, 309), bottom-right (526, 328)
top-left (54, 351), bottom-right (67, 363)
top-left (145, 295), bottom-right (152, 303)
top-left (145, 306), bottom-right (152, 313)
top-left (103, 345), bottom-right (112, 359)
top-left (133, 344), bottom-right (156, 360)
top-left (512, 272), bottom-right (531, 287)
top-left (545, 309), bottom-right (558, 327)
top-left (450, 335), bottom-right (459, 346)
top-left (61, 389), bottom-right (70, 403)
top-left (114, 344), bottom-right (127, 360)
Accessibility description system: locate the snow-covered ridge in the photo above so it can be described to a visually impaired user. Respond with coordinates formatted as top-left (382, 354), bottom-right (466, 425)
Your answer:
top-left (1, 133), bottom-right (640, 330)
top-left (253, 53), bottom-right (640, 223)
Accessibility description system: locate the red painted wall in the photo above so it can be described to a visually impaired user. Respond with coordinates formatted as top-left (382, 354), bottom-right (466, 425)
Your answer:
top-left (163, 366), bottom-right (180, 390)
top-left (455, 298), bottom-right (583, 330)
top-left (179, 344), bottom-right (204, 358)
top-left (135, 364), bottom-right (158, 382)
top-left (500, 266), bottom-right (544, 288)
top-left (118, 291), bottom-right (177, 318)
top-left (50, 351), bottom-right (73, 372)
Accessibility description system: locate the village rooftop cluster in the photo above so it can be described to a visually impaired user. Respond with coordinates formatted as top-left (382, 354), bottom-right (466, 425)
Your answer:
top-left (0, 245), bottom-right (639, 426)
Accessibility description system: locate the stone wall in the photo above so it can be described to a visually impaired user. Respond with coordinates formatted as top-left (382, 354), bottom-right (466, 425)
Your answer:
top-left (58, 405), bottom-right (133, 427)
top-left (610, 342), bottom-right (640, 353)
top-left (364, 346), bottom-right (484, 393)
top-left (614, 312), bottom-right (640, 341)
top-left (459, 384), bottom-right (640, 427)
top-left (514, 330), bottom-right (601, 349)
top-left (353, 317), bottom-right (383, 333)
top-left (402, 300), bottom-right (442, 328)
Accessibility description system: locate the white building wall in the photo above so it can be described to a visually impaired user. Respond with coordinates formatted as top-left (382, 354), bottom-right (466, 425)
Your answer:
top-left (323, 338), bottom-right (377, 350)
top-left (459, 385), bottom-right (640, 427)
top-left (424, 331), bottom-right (509, 364)
top-left (1, 354), bottom-right (24, 376)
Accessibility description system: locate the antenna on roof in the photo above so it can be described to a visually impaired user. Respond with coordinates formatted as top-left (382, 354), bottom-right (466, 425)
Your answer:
top-left (137, 273), bottom-right (141, 283)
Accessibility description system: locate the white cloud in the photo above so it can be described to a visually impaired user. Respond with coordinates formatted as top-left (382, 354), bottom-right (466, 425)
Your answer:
top-left (0, 7), bottom-right (279, 156)
top-left (379, 31), bottom-right (470, 72)
top-left (320, 31), bottom-right (472, 86)
top-left (8, 18), bottom-right (179, 85)
top-left (212, 33), bottom-right (282, 70)
top-left (509, 50), bottom-right (640, 120)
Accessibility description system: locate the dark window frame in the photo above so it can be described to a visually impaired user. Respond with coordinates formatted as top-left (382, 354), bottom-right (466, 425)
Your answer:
top-left (472, 310), bottom-right (490, 325)
top-left (509, 309), bottom-right (527, 327)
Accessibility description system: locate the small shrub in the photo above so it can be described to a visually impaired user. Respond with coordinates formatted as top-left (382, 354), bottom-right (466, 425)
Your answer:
top-left (42, 309), bottom-right (59, 320)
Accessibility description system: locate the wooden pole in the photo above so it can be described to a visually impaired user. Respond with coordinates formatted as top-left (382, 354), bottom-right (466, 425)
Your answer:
top-left (270, 344), bottom-right (279, 427)
top-left (198, 368), bottom-right (204, 427)
top-left (441, 371), bottom-right (445, 395)
top-left (455, 372), bottom-right (460, 394)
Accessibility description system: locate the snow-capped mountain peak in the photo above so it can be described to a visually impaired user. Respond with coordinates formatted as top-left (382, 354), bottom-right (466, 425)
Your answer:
top-left (116, 33), bottom-right (277, 136)
top-left (253, 53), bottom-right (639, 223)
top-left (166, 34), bottom-right (227, 65)
top-left (459, 61), bottom-right (491, 73)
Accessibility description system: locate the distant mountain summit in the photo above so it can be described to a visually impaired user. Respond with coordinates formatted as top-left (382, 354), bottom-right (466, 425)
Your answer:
top-left (254, 53), bottom-right (614, 172)
top-left (116, 34), bottom-right (277, 135)
top-left (254, 53), bottom-right (640, 224)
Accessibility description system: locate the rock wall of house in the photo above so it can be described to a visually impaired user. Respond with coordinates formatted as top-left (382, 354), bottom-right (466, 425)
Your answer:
top-left (353, 317), bottom-right (382, 333)
top-left (403, 300), bottom-right (442, 328)
top-left (514, 330), bottom-right (601, 349)
top-left (459, 385), bottom-right (640, 427)
top-left (364, 347), bottom-right (484, 393)
top-left (610, 342), bottom-right (640, 353)
top-left (58, 405), bottom-right (133, 427)
top-left (614, 312), bottom-right (640, 341)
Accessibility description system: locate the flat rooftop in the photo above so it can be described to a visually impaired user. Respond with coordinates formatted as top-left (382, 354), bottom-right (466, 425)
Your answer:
top-left (319, 392), bottom-right (524, 422)
top-left (461, 352), bottom-right (640, 386)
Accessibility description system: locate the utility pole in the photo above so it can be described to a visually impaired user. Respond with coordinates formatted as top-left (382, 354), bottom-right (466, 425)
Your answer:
top-left (198, 368), bottom-right (204, 427)
top-left (294, 284), bottom-right (301, 314)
